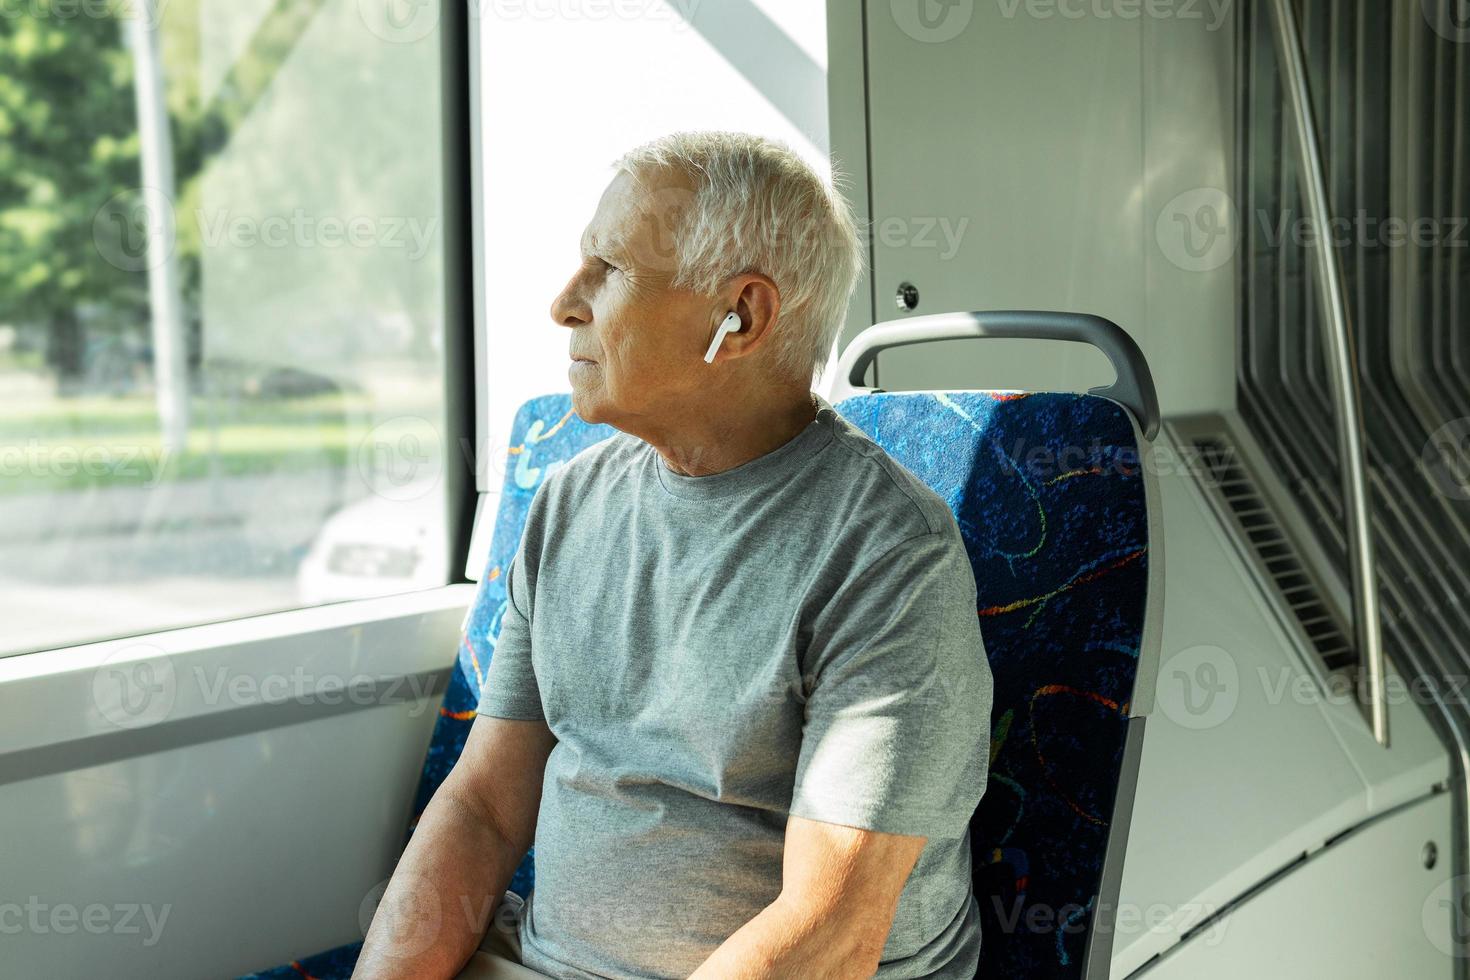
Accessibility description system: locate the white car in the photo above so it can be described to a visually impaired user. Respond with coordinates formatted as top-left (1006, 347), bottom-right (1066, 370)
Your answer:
top-left (295, 477), bottom-right (448, 605)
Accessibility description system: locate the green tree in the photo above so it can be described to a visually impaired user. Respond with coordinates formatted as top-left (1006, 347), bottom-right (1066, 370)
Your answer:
top-left (0, 3), bottom-right (206, 391)
top-left (0, 11), bottom-right (141, 384)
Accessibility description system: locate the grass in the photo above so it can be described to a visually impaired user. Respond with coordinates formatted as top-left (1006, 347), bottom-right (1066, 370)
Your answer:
top-left (0, 384), bottom-right (442, 495)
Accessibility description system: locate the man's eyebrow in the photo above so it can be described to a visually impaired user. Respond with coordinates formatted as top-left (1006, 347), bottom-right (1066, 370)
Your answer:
top-left (580, 229), bottom-right (628, 261)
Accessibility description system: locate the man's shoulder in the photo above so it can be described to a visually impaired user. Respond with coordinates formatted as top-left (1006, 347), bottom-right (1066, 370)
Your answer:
top-left (820, 409), bottom-right (958, 543)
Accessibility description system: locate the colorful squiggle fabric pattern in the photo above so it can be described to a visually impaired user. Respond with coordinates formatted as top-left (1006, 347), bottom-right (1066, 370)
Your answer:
top-left (836, 391), bottom-right (1147, 979)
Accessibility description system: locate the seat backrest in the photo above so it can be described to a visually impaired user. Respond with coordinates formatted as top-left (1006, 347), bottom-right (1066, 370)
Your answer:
top-left (835, 389), bottom-right (1156, 980)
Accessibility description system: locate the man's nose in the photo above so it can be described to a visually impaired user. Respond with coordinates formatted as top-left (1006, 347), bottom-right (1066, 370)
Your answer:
top-left (550, 276), bottom-right (591, 328)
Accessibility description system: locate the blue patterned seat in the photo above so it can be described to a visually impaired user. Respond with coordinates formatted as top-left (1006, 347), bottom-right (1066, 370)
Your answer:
top-left (243, 388), bottom-right (1155, 980)
top-left (835, 391), bottom-right (1154, 979)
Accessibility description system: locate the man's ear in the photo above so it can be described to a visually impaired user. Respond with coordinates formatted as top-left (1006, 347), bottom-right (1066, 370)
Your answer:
top-left (716, 273), bottom-right (781, 361)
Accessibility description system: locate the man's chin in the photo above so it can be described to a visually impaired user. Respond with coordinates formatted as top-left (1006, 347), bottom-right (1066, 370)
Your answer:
top-left (568, 386), bottom-right (604, 424)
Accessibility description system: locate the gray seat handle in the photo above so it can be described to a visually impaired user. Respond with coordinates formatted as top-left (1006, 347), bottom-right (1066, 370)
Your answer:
top-left (830, 310), bottom-right (1160, 441)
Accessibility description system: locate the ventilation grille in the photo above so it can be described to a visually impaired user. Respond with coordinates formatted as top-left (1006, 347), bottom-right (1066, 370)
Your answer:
top-left (1191, 433), bottom-right (1357, 673)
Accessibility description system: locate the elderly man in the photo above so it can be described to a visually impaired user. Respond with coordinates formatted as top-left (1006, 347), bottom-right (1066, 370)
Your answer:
top-left (355, 132), bottom-right (993, 980)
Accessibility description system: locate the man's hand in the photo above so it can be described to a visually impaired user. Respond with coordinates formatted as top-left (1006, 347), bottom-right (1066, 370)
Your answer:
top-left (688, 815), bottom-right (926, 979)
top-left (353, 715), bottom-right (556, 980)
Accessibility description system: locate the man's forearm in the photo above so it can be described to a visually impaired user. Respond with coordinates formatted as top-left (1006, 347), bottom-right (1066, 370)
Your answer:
top-left (688, 893), bottom-right (885, 980)
top-left (353, 788), bottom-right (524, 980)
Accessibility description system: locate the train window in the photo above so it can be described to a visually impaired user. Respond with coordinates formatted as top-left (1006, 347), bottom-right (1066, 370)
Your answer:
top-left (473, 1), bottom-right (831, 499)
top-left (1235, 0), bottom-right (1470, 677)
top-left (0, 2), bottom-right (451, 657)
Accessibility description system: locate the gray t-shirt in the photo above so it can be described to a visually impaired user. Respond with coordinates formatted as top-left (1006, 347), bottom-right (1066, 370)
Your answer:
top-left (478, 391), bottom-right (994, 979)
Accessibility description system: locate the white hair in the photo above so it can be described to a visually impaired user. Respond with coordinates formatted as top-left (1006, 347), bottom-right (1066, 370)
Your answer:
top-left (610, 131), bottom-right (866, 385)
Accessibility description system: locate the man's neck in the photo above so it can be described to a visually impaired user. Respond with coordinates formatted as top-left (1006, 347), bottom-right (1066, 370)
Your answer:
top-left (652, 390), bottom-right (819, 478)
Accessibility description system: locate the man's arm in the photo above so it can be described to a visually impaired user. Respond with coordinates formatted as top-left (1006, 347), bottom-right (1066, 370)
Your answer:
top-left (693, 528), bottom-right (990, 978)
top-left (688, 815), bottom-right (926, 979)
top-left (353, 715), bottom-right (556, 980)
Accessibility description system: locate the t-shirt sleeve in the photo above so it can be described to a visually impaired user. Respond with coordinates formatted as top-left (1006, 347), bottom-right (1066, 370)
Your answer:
top-left (789, 527), bottom-right (993, 840)
top-left (476, 538), bottom-right (545, 722)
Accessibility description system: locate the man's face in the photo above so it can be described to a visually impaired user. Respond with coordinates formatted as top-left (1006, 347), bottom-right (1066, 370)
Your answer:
top-left (550, 167), bottom-right (715, 432)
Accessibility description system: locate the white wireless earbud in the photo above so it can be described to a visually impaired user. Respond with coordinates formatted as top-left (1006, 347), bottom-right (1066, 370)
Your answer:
top-left (704, 311), bottom-right (742, 363)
